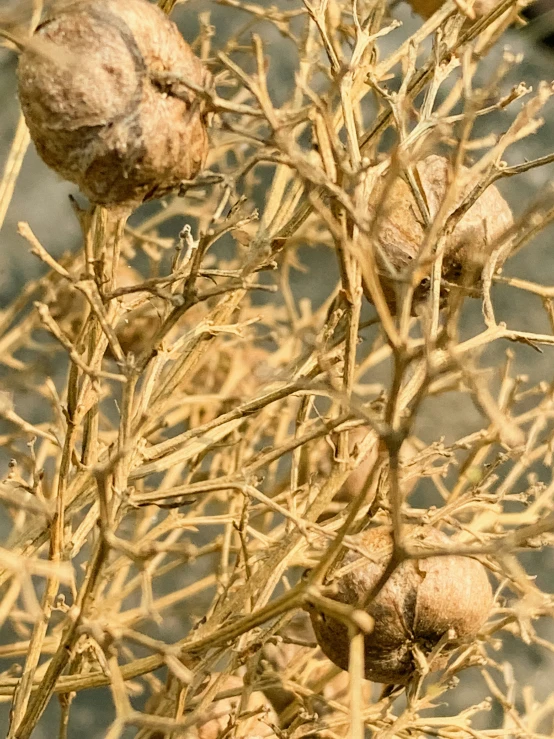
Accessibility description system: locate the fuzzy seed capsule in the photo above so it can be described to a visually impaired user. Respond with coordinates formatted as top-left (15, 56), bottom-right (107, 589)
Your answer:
top-left (17, 0), bottom-right (209, 206)
top-left (309, 527), bottom-right (493, 684)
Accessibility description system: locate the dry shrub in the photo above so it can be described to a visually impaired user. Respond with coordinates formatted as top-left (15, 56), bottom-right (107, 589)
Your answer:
top-left (1, 1), bottom-right (554, 738)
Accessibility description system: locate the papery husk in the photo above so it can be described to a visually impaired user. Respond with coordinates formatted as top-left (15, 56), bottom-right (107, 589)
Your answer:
top-left (309, 526), bottom-right (493, 684)
top-left (17, 0), bottom-right (209, 205)
top-left (405, 0), bottom-right (506, 20)
top-left (191, 676), bottom-right (278, 739)
top-left (367, 155), bottom-right (513, 313)
top-left (50, 261), bottom-right (166, 356)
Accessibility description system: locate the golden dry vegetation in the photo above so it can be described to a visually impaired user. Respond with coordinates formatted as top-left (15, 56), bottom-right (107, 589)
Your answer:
top-left (0, 1), bottom-right (554, 738)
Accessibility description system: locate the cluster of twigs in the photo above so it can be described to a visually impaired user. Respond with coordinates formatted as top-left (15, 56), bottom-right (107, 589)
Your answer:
top-left (1, 0), bottom-right (554, 737)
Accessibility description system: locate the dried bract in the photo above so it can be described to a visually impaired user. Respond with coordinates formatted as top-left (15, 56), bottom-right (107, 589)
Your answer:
top-left (17, 0), bottom-right (209, 205)
top-left (367, 155), bottom-right (513, 311)
top-left (309, 527), bottom-right (493, 684)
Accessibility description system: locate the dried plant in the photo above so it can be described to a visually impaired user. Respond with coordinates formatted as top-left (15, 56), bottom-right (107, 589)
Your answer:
top-left (1, 0), bottom-right (554, 738)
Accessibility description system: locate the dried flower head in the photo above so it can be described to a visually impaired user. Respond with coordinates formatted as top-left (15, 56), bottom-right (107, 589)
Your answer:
top-left (368, 155), bottom-right (513, 312)
top-left (17, 0), bottom-right (209, 205)
top-left (309, 527), bottom-right (493, 684)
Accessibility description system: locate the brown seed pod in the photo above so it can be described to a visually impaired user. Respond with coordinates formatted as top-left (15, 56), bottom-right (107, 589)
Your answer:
top-left (405, 0), bottom-right (501, 20)
top-left (308, 526), bottom-right (493, 684)
top-left (366, 155), bottom-right (513, 312)
top-left (17, 0), bottom-right (209, 205)
top-left (314, 431), bottom-right (420, 521)
top-left (50, 261), bottom-right (165, 355)
top-left (194, 676), bottom-right (278, 739)
top-left (109, 264), bottom-right (166, 356)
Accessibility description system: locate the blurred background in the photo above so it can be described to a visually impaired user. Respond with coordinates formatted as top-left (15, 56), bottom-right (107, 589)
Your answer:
top-left (1, 1), bottom-right (554, 736)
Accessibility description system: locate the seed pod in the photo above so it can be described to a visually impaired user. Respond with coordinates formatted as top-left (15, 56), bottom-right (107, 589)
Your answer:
top-left (194, 676), bottom-right (278, 739)
top-left (50, 261), bottom-right (164, 354)
top-left (17, 0), bottom-right (209, 206)
top-left (405, 0), bottom-right (501, 20)
top-left (366, 155), bottom-right (513, 312)
top-left (308, 526), bottom-right (493, 684)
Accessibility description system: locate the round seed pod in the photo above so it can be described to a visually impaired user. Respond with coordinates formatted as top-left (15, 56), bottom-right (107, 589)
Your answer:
top-left (336, 431), bottom-right (420, 504)
top-left (308, 526), bottom-right (493, 684)
top-left (145, 673), bottom-right (278, 739)
top-left (50, 261), bottom-right (165, 355)
top-left (193, 676), bottom-right (278, 739)
top-left (366, 155), bottom-right (513, 313)
top-left (109, 263), bottom-right (166, 356)
top-left (17, 0), bottom-right (209, 206)
top-left (405, 0), bottom-right (501, 20)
